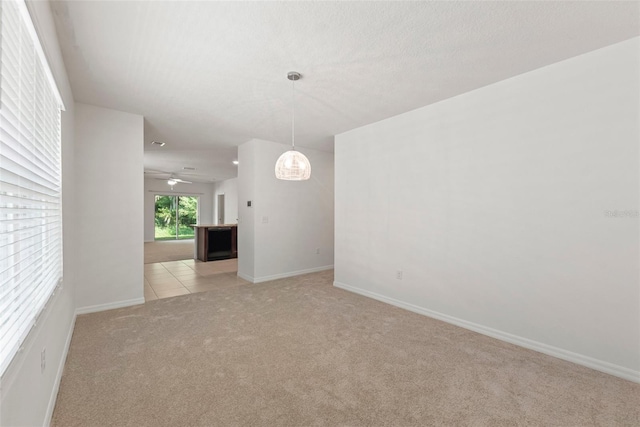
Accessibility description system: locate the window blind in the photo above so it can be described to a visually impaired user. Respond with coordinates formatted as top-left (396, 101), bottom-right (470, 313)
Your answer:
top-left (0, 0), bottom-right (64, 376)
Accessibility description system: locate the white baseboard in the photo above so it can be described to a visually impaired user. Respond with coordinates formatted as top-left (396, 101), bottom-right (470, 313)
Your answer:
top-left (237, 271), bottom-right (254, 283)
top-left (75, 297), bottom-right (146, 315)
top-left (44, 311), bottom-right (76, 426)
top-left (245, 265), bottom-right (334, 284)
top-left (333, 281), bottom-right (640, 384)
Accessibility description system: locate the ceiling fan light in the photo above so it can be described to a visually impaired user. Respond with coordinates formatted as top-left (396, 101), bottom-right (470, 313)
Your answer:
top-left (167, 179), bottom-right (177, 186)
top-left (275, 150), bottom-right (311, 181)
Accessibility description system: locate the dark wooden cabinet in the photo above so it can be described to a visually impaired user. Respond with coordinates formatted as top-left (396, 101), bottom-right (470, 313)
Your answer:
top-left (192, 225), bottom-right (237, 262)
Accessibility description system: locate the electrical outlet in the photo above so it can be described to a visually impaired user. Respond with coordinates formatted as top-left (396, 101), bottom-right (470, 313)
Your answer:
top-left (316, 248), bottom-right (320, 254)
top-left (396, 270), bottom-right (403, 280)
top-left (41, 348), bottom-right (46, 373)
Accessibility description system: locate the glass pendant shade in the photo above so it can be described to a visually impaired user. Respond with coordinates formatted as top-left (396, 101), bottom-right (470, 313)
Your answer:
top-left (275, 150), bottom-right (311, 181)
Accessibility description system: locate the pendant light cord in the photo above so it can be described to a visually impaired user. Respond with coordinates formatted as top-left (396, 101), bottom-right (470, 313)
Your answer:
top-left (291, 77), bottom-right (295, 150)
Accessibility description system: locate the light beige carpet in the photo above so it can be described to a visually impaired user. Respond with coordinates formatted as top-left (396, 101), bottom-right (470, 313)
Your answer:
top-left (52, 270), bottom-right (639, 426)
top-left (144, 240), bottom-right (195, 264)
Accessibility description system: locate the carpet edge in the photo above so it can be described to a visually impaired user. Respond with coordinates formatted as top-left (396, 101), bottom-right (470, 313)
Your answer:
top-left (245, 265), bottom-right (334, 284)
top-left (75, 298), bottom-right (146, 315)
top-left (44, 311), bottom-right (76, 426)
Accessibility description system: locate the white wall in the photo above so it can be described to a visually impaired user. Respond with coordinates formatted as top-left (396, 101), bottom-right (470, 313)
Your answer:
top-left (0, 2), bottom-right (77, 426)
top-left (74, 103), bottom-right (145, 312)
top-left (335, 38), bottom-right (640, 382)
top-left (143, 178), bottom-right (215, 241)
top-left (213, 177), bottom-right (238, 225)
top-left (238, 139), bottom-right (334, 283)
top-left (237, 141), bottom-right (257, 280)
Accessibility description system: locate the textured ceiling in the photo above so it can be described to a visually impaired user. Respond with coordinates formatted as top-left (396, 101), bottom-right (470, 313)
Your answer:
top-left (51, 1), bottom-right (639, 182)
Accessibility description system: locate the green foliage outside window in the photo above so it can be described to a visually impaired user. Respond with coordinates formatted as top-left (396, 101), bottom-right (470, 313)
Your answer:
top-left (154, 195), bottom-right (197, 240)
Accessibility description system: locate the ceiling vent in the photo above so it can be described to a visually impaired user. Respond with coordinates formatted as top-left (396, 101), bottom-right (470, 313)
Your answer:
top-left (183, 167), bottom-right (196, 171)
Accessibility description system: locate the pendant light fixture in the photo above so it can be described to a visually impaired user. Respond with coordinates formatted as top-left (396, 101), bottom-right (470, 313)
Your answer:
top-left (275, 71), bottom-right (311, 180)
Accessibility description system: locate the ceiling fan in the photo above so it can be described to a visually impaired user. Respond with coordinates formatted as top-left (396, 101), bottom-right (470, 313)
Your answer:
top-left (165, 176), bottom-right (192, 186)
top-left (144, 170), bottom-right (194, 186)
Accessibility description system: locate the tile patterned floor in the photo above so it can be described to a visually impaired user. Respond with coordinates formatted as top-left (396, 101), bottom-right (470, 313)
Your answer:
top-left (144, 258), bottom-right (248, 301)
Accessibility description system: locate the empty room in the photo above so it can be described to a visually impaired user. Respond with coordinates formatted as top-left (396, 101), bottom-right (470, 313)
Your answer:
top-left (0, 1), bottom-right (638, 426)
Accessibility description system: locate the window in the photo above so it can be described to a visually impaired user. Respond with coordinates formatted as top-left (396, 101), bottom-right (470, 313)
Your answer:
top-left (154, 195), bottom-right (199, 240)
top-left (0, 0), bottom-right (65, 375)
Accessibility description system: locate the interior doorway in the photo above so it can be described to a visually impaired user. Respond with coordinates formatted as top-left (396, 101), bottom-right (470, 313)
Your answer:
top-left (217, 194), bottom-right (225, 224)
top-left (154, 195), bottom-right (199, 240)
